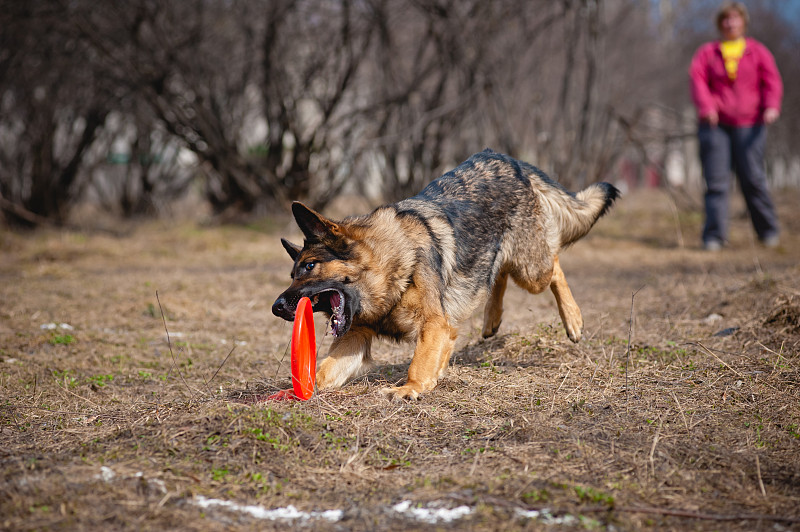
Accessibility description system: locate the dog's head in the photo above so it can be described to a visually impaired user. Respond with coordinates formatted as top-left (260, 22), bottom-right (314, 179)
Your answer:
top-left (272, 202), bottom-right (362, 337)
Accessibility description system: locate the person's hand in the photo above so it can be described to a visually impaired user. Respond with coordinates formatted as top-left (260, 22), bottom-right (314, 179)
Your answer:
top-left (763, 108), bottom-right (780, 124)
top-left (703, 110), bottom-right (718, 126)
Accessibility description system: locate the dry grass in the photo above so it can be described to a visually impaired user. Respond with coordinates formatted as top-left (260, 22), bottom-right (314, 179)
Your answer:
top-left (1, 189), bottom-right (799, 531)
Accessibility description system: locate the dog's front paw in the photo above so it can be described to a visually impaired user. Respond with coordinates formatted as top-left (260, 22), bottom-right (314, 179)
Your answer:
top-left (315, 362), bottom-right (339, 390)
top-left (316, 354), bottom-right (373, 390)
top-left (481, 318), bottom-right (502, 339)
top-left (564, 318), bottom-right (583, 343)
top-left (380, 385), bottom-right (422, 401)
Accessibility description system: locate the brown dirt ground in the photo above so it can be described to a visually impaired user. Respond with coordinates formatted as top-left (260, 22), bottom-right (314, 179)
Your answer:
top-left (1, 188), bottom-right (799, 531)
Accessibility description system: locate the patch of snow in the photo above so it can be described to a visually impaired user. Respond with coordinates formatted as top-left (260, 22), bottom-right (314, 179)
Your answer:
top-left (391, 500), bottom-right (472, 524)
top-left (96, 466), bottom-right (115, 482)
top-left (40, 323), bottom-right (74, 330)
top-left (220, 340), bottom-right (248, 346)
top-left (192, 496), bottom-right (343, 523)
top-left (515, 508), bottom-right (580, 526)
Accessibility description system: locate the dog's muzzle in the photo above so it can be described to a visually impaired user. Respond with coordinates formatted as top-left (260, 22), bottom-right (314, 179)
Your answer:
top-left (271, 295), bottom-right (296, 321)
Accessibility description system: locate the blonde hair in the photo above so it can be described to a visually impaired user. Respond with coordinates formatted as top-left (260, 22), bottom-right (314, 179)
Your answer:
top-left (716, 1), bottom-right (749, 31)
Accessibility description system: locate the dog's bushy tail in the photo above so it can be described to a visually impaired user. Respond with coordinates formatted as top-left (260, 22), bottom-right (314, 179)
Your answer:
top-left (555, 182), bottom-right (620, 248)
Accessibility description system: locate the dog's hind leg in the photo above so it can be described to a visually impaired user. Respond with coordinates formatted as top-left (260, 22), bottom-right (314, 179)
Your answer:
top-left (482, 272), bottom-right (508, 338)
top-left (549, 255), bottom-right (583, 343)
top-left (381, 317), bottom-right (458, 400)
top-left (316, 327), bottom-right (374, 389)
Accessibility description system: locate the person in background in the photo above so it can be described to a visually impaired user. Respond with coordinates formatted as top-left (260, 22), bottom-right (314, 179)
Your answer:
top-left (689, 1), bottom-right (783, 251)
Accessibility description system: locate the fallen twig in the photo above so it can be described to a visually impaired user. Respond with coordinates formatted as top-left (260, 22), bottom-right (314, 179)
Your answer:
top-left (605, 505), bottom-right (800, 524)
top-left (156, 291), bottom-right (196, 399)
top-left (690, 341), bottom-right (743, 377)
top-left (625, 285), bottom-right (645, 399)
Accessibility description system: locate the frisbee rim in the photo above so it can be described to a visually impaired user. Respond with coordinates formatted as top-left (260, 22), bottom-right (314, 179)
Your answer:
top-left (290, 296), bottom-right (316, 400)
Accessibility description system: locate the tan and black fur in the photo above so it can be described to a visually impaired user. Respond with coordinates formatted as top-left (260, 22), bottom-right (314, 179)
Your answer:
top-left (272, 149), bottom-right (619, 400)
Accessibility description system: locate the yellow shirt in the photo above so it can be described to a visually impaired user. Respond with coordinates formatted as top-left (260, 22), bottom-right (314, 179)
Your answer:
top-left (720, 38), bottom-right (746, 81)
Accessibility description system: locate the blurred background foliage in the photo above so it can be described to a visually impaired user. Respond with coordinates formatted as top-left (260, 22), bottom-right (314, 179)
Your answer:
top-left (0, 0), bottom-right (797, 227)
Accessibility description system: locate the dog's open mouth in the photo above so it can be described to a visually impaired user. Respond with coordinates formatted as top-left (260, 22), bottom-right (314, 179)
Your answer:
top-left (273, 285), bottom-right (357, 338)
top-left (311, 289), bottom-right (348, 337)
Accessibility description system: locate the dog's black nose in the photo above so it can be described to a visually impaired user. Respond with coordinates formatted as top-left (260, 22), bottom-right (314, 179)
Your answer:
top-left (272, 296), bottom-right (287, 317)
top-left (272, 296), bottom-right (294, 320)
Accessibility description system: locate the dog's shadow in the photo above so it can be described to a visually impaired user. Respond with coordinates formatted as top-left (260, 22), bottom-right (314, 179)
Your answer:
top-left (226, 332), bottom-right (558, 402)
top-left (357, 332), bottom-right (549, 387)
top-left (453, 332), bottom-right (558, 369)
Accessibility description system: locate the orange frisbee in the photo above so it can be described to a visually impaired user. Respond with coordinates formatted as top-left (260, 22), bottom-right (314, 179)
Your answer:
top-left (290, 296), bottom-right (316, 400)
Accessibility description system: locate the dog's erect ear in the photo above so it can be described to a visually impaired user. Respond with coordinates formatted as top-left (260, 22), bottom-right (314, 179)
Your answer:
top-left (291, 202), bottom-right (340, 241)
top-left (280, 238), bottom-right (302, 261)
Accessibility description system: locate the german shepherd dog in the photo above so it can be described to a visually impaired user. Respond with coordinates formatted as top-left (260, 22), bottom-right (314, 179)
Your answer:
top-left (272, 149), bottom-right (619, 400)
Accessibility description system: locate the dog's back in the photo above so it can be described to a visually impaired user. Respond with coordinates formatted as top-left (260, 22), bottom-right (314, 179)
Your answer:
top-left (384, 149), bottom-right (618, 322)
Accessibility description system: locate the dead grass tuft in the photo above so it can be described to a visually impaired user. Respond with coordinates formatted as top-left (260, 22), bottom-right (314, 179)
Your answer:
top-left (764, 295), bottom-right (800, 336)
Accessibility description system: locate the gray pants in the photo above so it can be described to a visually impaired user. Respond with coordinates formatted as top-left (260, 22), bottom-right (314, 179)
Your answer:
top-left (698, 123), bottom-right (779, 244)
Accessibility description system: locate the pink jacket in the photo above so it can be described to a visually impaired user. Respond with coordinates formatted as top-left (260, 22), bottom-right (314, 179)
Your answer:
top-left (689, 37), bottom-right (783, 127)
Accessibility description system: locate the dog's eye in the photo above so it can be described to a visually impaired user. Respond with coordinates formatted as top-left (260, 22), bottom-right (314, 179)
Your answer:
top-left (304, 262), bottom-right (316, 272)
